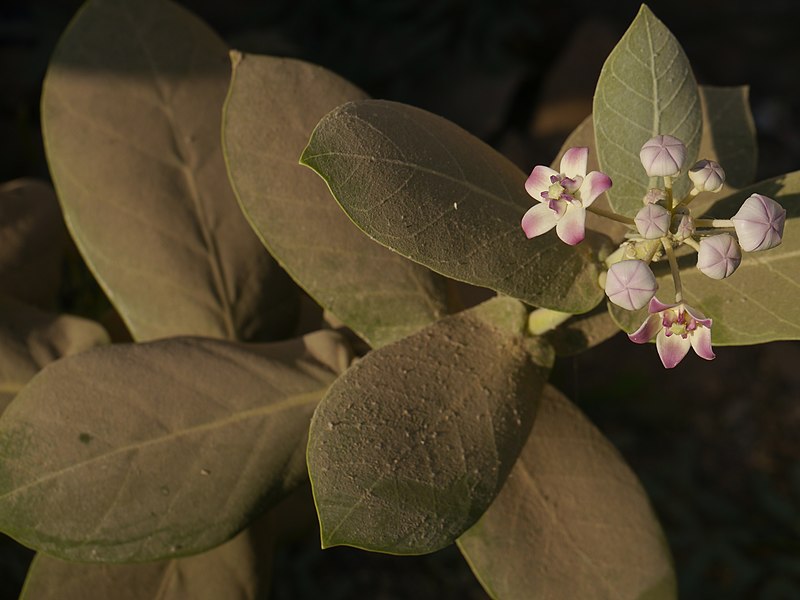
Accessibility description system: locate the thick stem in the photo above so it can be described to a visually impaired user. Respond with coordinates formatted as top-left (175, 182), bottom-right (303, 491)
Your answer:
top-left (527, 308), bottom-right (572, 335)
top-left (695, 218), bottom-right (734, 228)
top-left (674, 188), bottom-right (700, 209)
top-left (682, 237), bottom-right (701, 253)
top-left (663, 175), bottom-right (674, 211)
top-left (586, 205), bottom-right (635, 225)
top-left (662, 238), bottom-right (683, 303)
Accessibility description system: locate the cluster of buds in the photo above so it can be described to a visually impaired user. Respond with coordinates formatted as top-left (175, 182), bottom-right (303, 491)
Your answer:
top-left (521, 135), bottom-right (787, 368)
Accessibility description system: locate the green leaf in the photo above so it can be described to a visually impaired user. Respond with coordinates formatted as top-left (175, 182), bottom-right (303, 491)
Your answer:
top-left (0, 330), bottom-right (350, 562)
top-left (41, 0), bottom-right (297, 342)
top-left (458, 385), bottom-right (677, 600)
top-left (21, 523), bottom-right (273, 600)
top-left (301, 99), bottom-right (604, 314)
top-left (0, 295), bottom-right (109, 415)
top-left (223, 53), bottom-right (447, 348)
top-left (593, 5), bottom-right (701, 216)
top-left (610, 171), bottom-right (800, 345)
top-left (307, 297), bottom-right (554, 554)
top-left (0, 179), bottom-right (67, 311)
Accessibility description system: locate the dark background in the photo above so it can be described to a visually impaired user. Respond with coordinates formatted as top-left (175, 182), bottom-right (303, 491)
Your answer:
top-left (1, 1), bottom-right (799, 598)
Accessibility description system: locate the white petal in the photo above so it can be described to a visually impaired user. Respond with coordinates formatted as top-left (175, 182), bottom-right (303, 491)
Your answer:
top-left (656, 331), bottom-right (691, 368)
top-left (525, 166), bottom-right (559, 200)
top-left (579, 171), bottom-right (612, 206)
top-left (555, 205), bottom-right (586, 245)
top-left (559, 147), bottom-right (589, 178)
top-left (629, 314), bottom-right (661, 344)
top-left (690, 326), bottom-right (715, 361)
top-left (521, 203), bottom-right (558, 239)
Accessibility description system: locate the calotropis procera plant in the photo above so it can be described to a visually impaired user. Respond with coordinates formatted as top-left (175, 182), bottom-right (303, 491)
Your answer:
top-left (0, 1), bottom-right (797, 599)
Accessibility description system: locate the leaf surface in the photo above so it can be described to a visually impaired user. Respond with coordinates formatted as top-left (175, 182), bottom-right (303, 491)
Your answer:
top-left (41, 0), bottom-right (296, 342)
top-left (0, 296), bottom-right (108, 415)
top-left (609, 171), bottom-right (800, 344)
top-left (307, 297), bottom-right (553, 554)
top-left (593, 5), bottom-right (701, 216)
top-left (21, 524), bottom-right (272, 600)
top-left (0, 330), bottom-right (350, 562)
top-left (223, 53), bottom-right (447, 348)
top-left (458, 385), bottom-right (677, 600)
top-left (0, 179), bottom-right (67, 310)
top-left (302, 100), bottom-right (604, 313)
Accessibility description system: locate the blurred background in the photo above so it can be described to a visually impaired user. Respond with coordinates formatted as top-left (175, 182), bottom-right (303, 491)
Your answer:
top-left (1, 0), bottom-right (799, 598)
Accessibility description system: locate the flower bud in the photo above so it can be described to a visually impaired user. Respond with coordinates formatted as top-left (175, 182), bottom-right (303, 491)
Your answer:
top-left (696, 233), bottom-right (741, 279)
top-left (643, 188), bottom-right (667, 206)
top-left (634, 204), bottom-right (671, 239)
top-left (605, 260), bottom-right (658, 310)
top-left (688, 159), bottom-right (725, 193)
top-left (639, 135), bottom-right (687, 177)
top-left (731, 193), bottom-right (786, 252)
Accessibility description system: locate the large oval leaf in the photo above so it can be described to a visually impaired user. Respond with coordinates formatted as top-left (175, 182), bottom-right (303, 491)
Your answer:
top-left (458, 385), bottom-right (676, 600)
top-left (609, 171), bottom-right (800, 345)
top-left (0, 179), bottom-right (67, 310)
top-left (307, 297), bottom-right (554, 554)
top-left (41, 0), bottom-right (296, 342)
top-left (21, 523), bottom-right (273, 600)
top-left (301, 100), bottom-right (604, 314)
top-left (0, 295), bottom-right (108, 415)
top-left (223, 53), bottom-right (447, 348)
top-left (0, 330), bottom-right (350, 562)
top-left (593, 5), bottom-right (701, 216)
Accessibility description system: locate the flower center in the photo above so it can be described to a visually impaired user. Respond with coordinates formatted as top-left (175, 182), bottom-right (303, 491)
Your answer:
top-left (662, 307), bottom-right (700, 338)
top-left (541, 174), bottom-right (584, 210)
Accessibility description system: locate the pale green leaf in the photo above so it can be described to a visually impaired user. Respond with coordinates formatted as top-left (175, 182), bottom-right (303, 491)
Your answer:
top-left (301, 100), bottom-right (604, 314)
top-left (0, 179), bottom-right (67, 311)
top-left (458, 385), bottom-right (677, 600)
top-left (0, 295), bottom-right (109, 415)
top-left (41, 0), bottom-right (296, 342)
top-left (609, 171), bottom-right (800, 345)
top-left (0, 330), bottom-right (350, 562)
top-left (593, 5), bottom-right (701, 216)
top-left (223, 53), bottom-right (447, 348)
top-left (21, 523), bottom-right (273, 600)
top-left (307, 297), bottom-right (554, 554)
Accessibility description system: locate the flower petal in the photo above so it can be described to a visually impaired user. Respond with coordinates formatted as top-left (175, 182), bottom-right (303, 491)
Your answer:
top-left (656, 331), bottom-right (691, 369)
top-left (559, 147), bottom-right (589, 178)
top-left (525, 165), bottom-right (559, 200)
top-left (555, 205), bottom-right (586, 245)
top-left (628, 314), bottom-right (661, 344)
top-left (690, 326), bottom-right (715, 361)
top-left (521, 202), bottom-right (558, 239)
top-left (648, 297), bottom-right (677, 313)
top-left (579, 171), bottom-right (612, 206)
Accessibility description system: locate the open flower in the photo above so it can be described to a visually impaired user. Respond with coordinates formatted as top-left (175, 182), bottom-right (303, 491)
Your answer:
top-left (521, 147), bottom-right (612, 245)
top-left (731, 193), bottom-right (786, 252)
top-left (629, 297), bottom-right (715, 368)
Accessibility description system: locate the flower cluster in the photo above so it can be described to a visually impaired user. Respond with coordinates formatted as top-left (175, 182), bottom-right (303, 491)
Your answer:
top-left (521, 136), bottom-right (787, 368)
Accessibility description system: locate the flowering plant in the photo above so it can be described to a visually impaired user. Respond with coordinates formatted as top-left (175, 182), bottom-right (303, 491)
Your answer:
top-left (0, 1), bottom-right (797, 599)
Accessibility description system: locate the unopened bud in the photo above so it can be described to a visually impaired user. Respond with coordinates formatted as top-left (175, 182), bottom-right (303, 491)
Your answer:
top-left (605, 260), bottom-right (658, 310)
top-left (672, 209), bottom-right (695, 241)
top-left (634, 204), bottom-right (671, 239)
top-left (643, 188), bottom-right (667, 206)
top-left (697, 233), bottom-right (741, 279)
top-left (688, 160), bottom-right (725, 193)
top-left (731, 193), bottom-right (786, 252)
top-left (639, 135), bottom-right (687, 177)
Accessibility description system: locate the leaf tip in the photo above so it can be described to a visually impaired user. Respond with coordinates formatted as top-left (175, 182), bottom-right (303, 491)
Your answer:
top-left (229, 49), bottom-right (244, 69)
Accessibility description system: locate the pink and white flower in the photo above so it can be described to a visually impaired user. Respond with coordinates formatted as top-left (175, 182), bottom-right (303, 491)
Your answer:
top-left (696, 233), bottom-right (741, 279)
top-left (629, 297), bottom-right (715, 369)
top-left (689, 159), bottom-right (725, 193)
top-left (731, 193), bottom-right (786, 252)
top-left (639, 135), bottom-right (687, 177)
top-left (521, 147), bottom-right (612, 245)
top-left (604, 259), bottom-right (658, 310)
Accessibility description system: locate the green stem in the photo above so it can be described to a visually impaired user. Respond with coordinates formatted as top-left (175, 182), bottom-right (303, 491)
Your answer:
top-left (663, 175), bottom-right (674, 211)
top-left (662, 238), bottom-right (682, 303)
top-left (682, 237), bottom-right (701, 253)
top-left (586, 205), bottom-right (635, 225)
top-left (674, 188), bottom-right (700, 209)
top-left (695, 218), bottom-right (734, 228)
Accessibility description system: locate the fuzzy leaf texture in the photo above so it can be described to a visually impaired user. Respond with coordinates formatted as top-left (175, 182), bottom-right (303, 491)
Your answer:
top-left (41, 0), bottom-right (297, 342)
top-left (593, 5), bottom-right (702, 216)
top-left (0, 331), bottom-right (350, 562)
top-left (21, 524), bottom-right (273, 600)
top-left (458, 385), bottom-right (677, 600)
top-left (610, 171), bottom-right (800, 344)
top-left (301, 100), bottom-right (604, 314)
top-left (307, 297), bottom-right (554, 554)
top-left (223, 53), bottom-right (447, 347)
